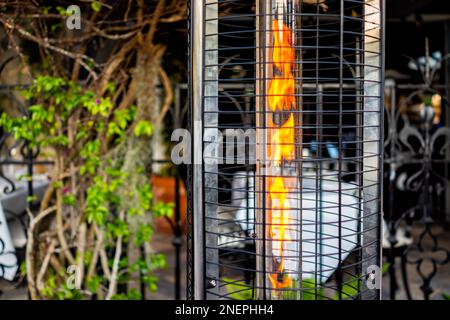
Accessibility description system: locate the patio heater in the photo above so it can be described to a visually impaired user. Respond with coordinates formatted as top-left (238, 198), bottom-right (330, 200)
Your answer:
top-left (188, 0), bottom-right (384, 300)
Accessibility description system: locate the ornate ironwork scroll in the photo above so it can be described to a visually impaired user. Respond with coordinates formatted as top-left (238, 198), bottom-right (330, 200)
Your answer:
top-left (384, 81), bottom-right (450, 300)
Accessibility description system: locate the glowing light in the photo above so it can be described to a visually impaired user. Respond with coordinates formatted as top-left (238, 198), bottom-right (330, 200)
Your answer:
top-left (266, 18), bottom-right (297, 296)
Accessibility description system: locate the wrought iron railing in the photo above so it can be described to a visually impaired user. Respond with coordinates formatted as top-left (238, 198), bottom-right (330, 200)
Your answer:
top-left (384, 81), bottom-right (450, 300)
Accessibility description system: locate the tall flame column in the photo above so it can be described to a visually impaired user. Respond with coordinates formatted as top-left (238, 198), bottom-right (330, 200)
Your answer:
top-left (256, 0), bottom-right (302, 300)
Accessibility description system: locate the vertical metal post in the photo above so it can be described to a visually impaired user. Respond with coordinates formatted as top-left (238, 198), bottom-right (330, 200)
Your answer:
top-left (386, 80), bottom-right (397, 300)
top-left (174, 85), bottom-right (181, 300)
top-left (203, 0), bottom-right (219, 299)
top-left (255, 0), bottom-right (268, 300)
top-left (362, 0), bottom-right (383, 300)
top-left (337, 0), bottom-right (344, 299)
top-left (192, 0), bottom-right (219, 299)
top-left (26, 141), bottom-right (34, 207)
top-left (356, 34), bottom-right (364, 299)
top-left (25, 100), bottom-right (35, 210)
top-left (191, 0), bottom-right (205, 300)
top-left (444, 21), bottom-right (450, 223)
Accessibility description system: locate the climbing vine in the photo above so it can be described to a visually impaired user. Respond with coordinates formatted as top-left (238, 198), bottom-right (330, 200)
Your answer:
top-left (0, 0), bottom-right (186, 299)
top-left (1, 75), bottom-right (172, 299)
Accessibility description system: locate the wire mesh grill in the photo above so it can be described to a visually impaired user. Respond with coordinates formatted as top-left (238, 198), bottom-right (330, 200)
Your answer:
top-left (188, 0), bottom-right (383, 300)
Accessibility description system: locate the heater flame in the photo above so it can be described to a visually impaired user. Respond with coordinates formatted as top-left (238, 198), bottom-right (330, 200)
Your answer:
top-left (268, 176), bottom-right (293, 290)
top-left (267, 18), bottom-right (297, 296)
top-left (268, 19), bottom-right (295, 112)
top-left (268, 114), bottom-right (295, 166)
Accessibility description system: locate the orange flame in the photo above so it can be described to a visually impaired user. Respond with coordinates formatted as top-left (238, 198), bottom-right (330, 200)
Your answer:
top-left (268, 114), bottom-right (295, 166)
top-left (272, 19), bottom-right (295, 75)
top-left (267, 176), bottom-right (294, 290)
top-left (268, 19), bottom-right (295, 112)
top-left (267, 18), bottom-right (297, 296)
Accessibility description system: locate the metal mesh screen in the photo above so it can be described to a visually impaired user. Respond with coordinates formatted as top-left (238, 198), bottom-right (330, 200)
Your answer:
top-left (188, 0), bottom-right (383, 300)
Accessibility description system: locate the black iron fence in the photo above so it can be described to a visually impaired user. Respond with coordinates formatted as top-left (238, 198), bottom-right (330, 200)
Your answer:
top-left (383, 81), bottom-right (450, 300)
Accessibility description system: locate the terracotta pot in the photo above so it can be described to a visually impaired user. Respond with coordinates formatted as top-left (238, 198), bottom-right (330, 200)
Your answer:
top-left (151, 175), bottom-right (187, 235)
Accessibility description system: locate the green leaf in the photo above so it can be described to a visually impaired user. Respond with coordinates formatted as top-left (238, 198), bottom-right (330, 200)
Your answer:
top-left (150, 253), bottom-right (167, 270)
top-left (20, 261), bottom-right (27, 276)
top-left (91, 1), bottom-right (102, 12)
top-left (75, 129), bottom-right (88, 141)
top-left (56, 6), bottom-right (67, 15)
top-left (63, 194), bottom-right (76, 206)
top-left (152, 202), bottom-right (173, 218)
top-left (381, 262), bottom-right (391, 275)
top-left (111, 289), bottom-right (142, 300)
top-left (86, 276), bottom-right (102, 293)
top-left (135, 223), bottom-right (154, 246)
top-left (106, 82), bottom-right (116, 95)
top-left (53, 181), bottom-right (63, 189)
top-left (138, 183), bottom-right (152, 210)
top-left (107, 219), bottom-right (130, 238)
top-left (134, 120), bottom-right (153, 137)
top-left (142, 275), bottom-right (159, 292)
top-left (26, 195), bottom-right (37, 203)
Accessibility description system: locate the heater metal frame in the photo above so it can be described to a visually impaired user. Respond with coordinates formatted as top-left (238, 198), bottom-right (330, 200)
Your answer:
top-left (190, 0), bottom-right (220, 300)
top-left (188, 0), bottom-right (385, 300)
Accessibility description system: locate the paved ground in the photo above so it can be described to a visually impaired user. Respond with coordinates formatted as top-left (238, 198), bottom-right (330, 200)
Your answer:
top-left (0, 281), bottom-right (27, 300)
top-left (1, 225), bottom-right (448, 300)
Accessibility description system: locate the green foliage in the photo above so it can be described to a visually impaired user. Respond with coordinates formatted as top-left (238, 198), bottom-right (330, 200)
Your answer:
top-left (19, 261), bottom-right (27, 277)
top-left (298, 279), bottom-right (324, 300)
top-left (86, 275), bottom-right (102, 293)
top-left (135, 223), bottom-right (154, 246)
top-left (111, 289), bottom-right (142, 300)
top-left (223, 278), bottom-right (253, 300)
top-left (91, 1), bottom-right (102, 13)
top-left (107, 107), bottom-right (135, 139)
top-left (56, 6), bottom-right (69, 16)
top-left (85, 177), bottom-right (111, 225)
top-left (153, 202), bottom-right (174, 218)
top-left (223, 277), bottom-right (326, 300)
top-left (332, 276), bottom-right (360, 300)
top-left (62, 194), bottom-right (75, 206)
top-left (0, 76), bottom-right (94, 149)
top-left (223, 276), bottom-right (365, 300)
top-left (125, 254), bottom-right (167, 294)
top-left (42, 272), bottom-right (83, 300)
top-left (27, 195), bottom-right (37, 203)
top-left (279, 278), bottom-right (324, 300)
top-left (0, 75), bottom-right (169, 300)
top-left (134, 120), bottom-right (153, 137)
top-left (381, 262), bottom-right (391, 275)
